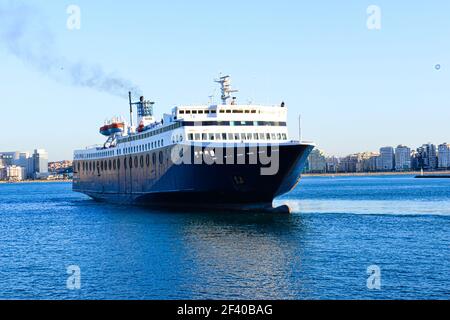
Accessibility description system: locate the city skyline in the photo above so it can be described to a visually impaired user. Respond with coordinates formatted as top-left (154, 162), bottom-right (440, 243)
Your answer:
top-left (306, 141), bottom-right (450, 173)
top-left (1, 1), bottom-right (450, 161)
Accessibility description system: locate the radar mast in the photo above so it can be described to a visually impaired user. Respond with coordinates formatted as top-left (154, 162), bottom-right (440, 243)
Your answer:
top-left (215, 75), bottom-right (238, 105)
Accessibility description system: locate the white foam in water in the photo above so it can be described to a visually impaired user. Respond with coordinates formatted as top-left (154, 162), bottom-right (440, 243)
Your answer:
top-left (274, 199), bottom-right (450, 216)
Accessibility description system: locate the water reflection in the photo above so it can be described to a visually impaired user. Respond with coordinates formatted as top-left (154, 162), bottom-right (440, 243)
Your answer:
top-left (156, 211), bottom-right (309, 299)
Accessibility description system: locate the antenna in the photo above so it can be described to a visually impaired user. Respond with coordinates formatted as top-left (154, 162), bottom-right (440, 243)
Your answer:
top-left (128, 92), bottom-right (134, 128)
top-left (298, 114), bottom-right (302, 142)
top-left (215, 75), bottom-right (238, 105)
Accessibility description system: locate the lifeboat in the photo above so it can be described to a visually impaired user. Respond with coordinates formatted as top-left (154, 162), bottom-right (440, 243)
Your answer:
top-left (137, 121), bottom-right (145, 133)
top-left (100, 122), bottom-right (125, 136)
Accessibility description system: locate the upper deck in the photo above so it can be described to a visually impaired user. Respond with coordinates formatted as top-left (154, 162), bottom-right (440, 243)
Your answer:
top-left (73, 76), bottom-right (302, 161)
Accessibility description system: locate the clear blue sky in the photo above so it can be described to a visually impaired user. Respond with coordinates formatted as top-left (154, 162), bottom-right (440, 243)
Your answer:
top-left (0, 0), bottom-right (449, 161)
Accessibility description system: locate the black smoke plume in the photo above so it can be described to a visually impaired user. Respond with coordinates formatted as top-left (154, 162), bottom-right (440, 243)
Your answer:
top-left (0, 1), bottom-right (142, 99)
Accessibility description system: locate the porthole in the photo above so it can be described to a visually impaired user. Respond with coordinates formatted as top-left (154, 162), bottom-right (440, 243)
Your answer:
top-left (117, 158), bottom-right (121, 170)
top-left (159, 151), bottom-right (164, 164)
top-left (152, 153), bottom-right (156, 165)
top-left (113, 159), bottom-right (116, 170)
top-left (146, 154), bottom-right (150, 167)
top-left (134, 156), bottom-right (138, 168)
top-left (124, 158), bottom-right (127, 170)
top-left (109, 160), bottom-right (112, 171)
top-left (140, 156), bottom-right (144, 168)
top-left (100, 161), bottom-right (104, 171)
top-left (129, 157), bottom-right (133, 169)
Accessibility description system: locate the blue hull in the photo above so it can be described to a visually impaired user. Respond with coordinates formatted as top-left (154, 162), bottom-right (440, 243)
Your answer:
top-left (73, 143), bottom-right (314, 212)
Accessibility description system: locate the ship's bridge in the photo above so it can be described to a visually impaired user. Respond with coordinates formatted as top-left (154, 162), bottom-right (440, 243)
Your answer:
top-left (172, 103), bottom-right (289, 143)
top-left (173, 104), bottom-right (287, 122)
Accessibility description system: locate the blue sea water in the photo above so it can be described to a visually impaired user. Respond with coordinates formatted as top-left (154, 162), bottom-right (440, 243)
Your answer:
top-left (0, 176), bottom-right (448, 300)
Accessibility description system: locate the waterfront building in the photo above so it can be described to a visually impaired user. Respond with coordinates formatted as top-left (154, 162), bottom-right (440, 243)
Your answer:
top-left (32, 149), bottom-right (49, 179)
top-left (307, 149), bottom-right (327, 173)
top-left (0, 152), bottom-right (20, 166)
top-left (357, 152), bottom-right (380, 172)
top-left (438, 143), bottom-right (450, 169)
top-left (326, 156), bottom-right (340, 173)
top-left (395, 145), bottom-right (411, 171)
top-left (379, 147), bottom-right (395, 171)
top-left (338, 154), bottom-right (359, 173)
top-left (416, 143), bottom-right (438, 170)
top-left (366, 154), bottom-right (380, 172)
top-left (0, 165), bottom-right (26, 181)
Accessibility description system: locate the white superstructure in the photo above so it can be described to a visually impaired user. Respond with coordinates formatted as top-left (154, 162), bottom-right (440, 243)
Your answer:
top-left (74, 76), bottom-right (290, 161)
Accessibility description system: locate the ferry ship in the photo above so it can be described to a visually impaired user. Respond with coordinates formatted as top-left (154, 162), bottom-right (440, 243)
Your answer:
top-left (73, 76), bottom-right (315, 212)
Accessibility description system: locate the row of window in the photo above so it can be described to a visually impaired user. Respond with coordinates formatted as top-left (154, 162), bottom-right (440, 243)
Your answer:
top-left (78, 139), bottom-right (165, 160)
top-left (179, 109), bottom-right (259, 115)
top-left (187, 132), bottom-right (288, 141)
top-left (118, 139), bottom-right (164, 156)
top-left (77, 151), bottom-right (167, 174)
top-left (182, 121), bottom-right (286, 127)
